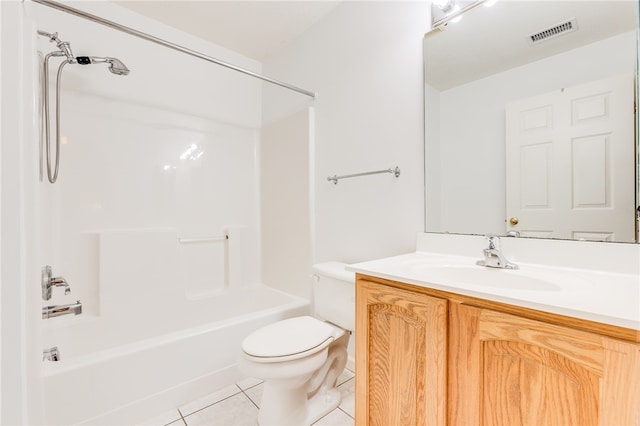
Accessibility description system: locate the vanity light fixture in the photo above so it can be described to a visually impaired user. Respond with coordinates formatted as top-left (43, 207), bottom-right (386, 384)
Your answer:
top-left (432, 0), bottom-right (452, 8)
top-left (433, 0), bottom-right (462, 21)
top-left (431, 0), bottom-right (493, 30)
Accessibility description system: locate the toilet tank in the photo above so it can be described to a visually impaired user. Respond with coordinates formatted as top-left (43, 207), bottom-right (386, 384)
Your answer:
top-left (312, 262), bottom-right (355, 331)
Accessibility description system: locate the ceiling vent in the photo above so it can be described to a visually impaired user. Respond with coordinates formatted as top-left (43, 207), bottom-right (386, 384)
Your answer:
top-left (529, 18), bottom-right (578, 45)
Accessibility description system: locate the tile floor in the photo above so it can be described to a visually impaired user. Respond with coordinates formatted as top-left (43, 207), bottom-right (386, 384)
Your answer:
top-left (139, 369), bottom-right (355, 426)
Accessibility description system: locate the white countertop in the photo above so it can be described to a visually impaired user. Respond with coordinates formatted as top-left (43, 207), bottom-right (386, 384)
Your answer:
top-left (349, 251), bottom-right (640, 331)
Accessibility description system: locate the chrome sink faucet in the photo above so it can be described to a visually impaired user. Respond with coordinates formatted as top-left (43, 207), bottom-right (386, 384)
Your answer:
top-left (476, 234), bottom-right (518, 270)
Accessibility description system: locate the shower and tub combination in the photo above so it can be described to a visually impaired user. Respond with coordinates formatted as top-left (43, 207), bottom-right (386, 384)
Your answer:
top-left (31, 1), bottom-right (316, 424)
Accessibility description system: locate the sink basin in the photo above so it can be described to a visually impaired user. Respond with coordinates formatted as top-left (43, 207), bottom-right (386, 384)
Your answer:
top-left (410, 265), bottom-right (563, 291)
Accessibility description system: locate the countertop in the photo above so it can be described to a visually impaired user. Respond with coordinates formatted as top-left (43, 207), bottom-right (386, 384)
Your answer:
top-left (349, 251), bottom-right (640, 331)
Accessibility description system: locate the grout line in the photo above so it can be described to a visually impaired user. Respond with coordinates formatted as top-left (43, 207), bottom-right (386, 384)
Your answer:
top-left (170, 376), bottom-right (352, 425)
top-left (338, 406), bottom-right (354, 420)
top-left (337, 376), bottom-right (355, 387)
top-left (175, 408), bottom-right (187, 426)
top-left (179, 390), bottom-right (245, 419)
top-left (237, 384), bottom-right (260, 410)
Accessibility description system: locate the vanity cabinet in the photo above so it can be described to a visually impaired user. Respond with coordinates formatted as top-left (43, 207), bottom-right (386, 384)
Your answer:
top-left (355, 279), bottom-right (447, 426)
top-left (355, 275), bottom-right (640, 426)
top-left (450, 303), bottom-right (640, 425)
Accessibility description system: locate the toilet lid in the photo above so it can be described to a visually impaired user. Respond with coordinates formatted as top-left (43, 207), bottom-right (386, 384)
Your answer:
top-left (242, 316), bottom-right (336, 358)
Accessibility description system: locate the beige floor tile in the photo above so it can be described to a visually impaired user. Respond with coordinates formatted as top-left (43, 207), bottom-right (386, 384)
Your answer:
top-left (312, 408), bottom-right (355, 426)
top-left (144, 370), bottom-right (355, 426)
top-left (336, 368), bottom-right (355, 386)
top-left (337, 378), bottom-right (355, 418)
top-left (178, 384), bottom-right (242, 417)
top-left (136, 408), bottom-right (183, 426)
top-left (183, 393), bottom-right (258, 426)
top-left (243, 382), bottom-right (263, 408)
top-left (236, 376), bottom-right (262, 390)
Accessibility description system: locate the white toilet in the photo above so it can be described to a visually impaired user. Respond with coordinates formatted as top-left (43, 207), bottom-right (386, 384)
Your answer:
top-left (239, 262), bottom-right (355, 426)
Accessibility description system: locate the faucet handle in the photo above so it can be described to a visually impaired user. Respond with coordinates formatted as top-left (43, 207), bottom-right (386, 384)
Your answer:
top-left (51, 277), bottom-right (70, 295)
top-left (41, 266), bottom-right (70, 300)
top-left (484, 234), bottom-right (500, 250)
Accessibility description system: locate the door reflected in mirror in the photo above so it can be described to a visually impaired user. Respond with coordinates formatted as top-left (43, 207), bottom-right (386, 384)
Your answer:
top-left (424, 0), bottom-right (638, 243)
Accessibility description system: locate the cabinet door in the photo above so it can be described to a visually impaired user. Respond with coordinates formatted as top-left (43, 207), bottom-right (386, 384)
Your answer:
top-left (355, 280), bottom-right (447, 426)
top-left (449, 303), bottom-right (640, 426)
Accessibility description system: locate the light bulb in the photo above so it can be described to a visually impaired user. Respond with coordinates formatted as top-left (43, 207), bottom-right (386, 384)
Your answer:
top-left (433, 0), bottom-right (451, 10)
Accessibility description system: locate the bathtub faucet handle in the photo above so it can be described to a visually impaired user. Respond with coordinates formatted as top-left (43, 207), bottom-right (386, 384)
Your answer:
top-left (42, 265), bottom-right (71, 300)
top-left (51, 277), bottom-right (71, 295)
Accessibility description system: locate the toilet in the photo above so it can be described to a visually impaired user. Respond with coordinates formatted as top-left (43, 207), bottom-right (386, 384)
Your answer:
top-left (239, 262), bottom-right (355, 426)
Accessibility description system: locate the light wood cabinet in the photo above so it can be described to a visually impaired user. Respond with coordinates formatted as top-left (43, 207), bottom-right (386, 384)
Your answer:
top-left (450, 303), bottom-right (640, 425)
top-left (355, 279), bottom-right (447, 426)
top-left (356, 275), bottom-right (640, 426)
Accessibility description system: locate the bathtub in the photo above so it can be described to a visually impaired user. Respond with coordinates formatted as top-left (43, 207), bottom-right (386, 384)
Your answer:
top-left (41, 284), bottom-right (309, 425)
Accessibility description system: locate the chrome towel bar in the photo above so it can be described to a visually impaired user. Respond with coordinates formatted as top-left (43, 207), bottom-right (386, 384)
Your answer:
top-left (327, 166), bottom-right (400, 184)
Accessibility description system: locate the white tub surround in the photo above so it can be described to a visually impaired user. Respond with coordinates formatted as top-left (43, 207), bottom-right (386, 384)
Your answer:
top-left (349, 233), bottom-right (640, 333)
top-left (30, 2), bottom-right (275, 425)
top-left (42, 286), bottom-right (309, 425)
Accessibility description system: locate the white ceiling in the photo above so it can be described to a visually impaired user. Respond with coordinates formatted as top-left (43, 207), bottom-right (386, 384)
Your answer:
top-left (113, 1), bottom-right (636, 81)
top-left (425, 1), bottom-right (636, 90)
top-left (113, 0), bottom-right (341, 61)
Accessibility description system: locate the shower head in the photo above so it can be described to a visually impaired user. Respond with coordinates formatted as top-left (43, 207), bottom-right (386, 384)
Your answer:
top-left (106, 58), bottom-right (130, 76)
top-left (75, 56), bottom-right (130, 76)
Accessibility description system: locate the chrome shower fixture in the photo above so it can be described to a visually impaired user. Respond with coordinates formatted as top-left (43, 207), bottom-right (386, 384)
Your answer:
top-left (37, 30), bottom-right (131, 75)
top-left (38, 30), bottom-right (75, 61)
top-left (38, 30), bottom-right (130, 183)
top-left (76, 56), bottom-right (130, 76)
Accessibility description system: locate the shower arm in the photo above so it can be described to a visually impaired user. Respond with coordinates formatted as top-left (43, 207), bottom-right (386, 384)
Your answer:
top-left (37, 30), bottom-right (75, 62)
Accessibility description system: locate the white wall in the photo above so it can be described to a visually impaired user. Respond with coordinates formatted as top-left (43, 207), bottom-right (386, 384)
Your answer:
top-left (264, 1), bottom-right (429, 266)
top-left (428, 31), bottom-right (636, 235)
top-left (261, 108), bottom-right (313, 298)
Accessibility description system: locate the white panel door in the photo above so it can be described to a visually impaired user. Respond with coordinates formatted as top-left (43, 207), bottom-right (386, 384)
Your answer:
top-left (505, 74), bottom-right (635, 242)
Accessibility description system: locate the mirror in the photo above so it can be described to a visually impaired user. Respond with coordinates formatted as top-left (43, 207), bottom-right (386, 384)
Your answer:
top-left (424, 0), bottom-right (639, 243)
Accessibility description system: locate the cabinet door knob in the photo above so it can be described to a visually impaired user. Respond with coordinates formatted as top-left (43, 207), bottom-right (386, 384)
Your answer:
top-left (509, 217), bottom-right (519, 226)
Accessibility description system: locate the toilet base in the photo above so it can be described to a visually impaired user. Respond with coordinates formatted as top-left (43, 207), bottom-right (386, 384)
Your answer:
top-left (257, 385), bottom-right (342, 426)
top-left (303, 387), bottom-right (341, 424)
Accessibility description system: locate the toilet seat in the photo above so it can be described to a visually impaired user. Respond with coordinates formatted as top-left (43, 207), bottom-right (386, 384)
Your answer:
top-left (242, 316), bottom-right (341, 363)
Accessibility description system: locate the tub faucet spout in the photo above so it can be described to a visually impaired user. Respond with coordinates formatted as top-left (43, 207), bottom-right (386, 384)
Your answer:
top-left (43, 346), bottom-right (60, 362)
top-left (42, 300), bottom-right (82, 319)
top-left (476, 235), bottom-right (518, 270)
